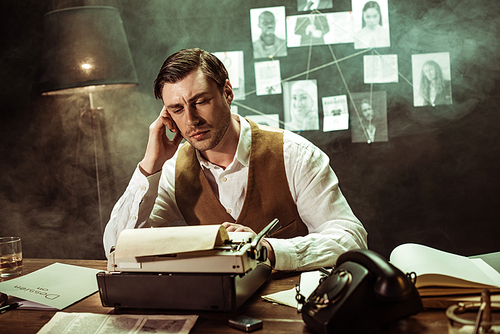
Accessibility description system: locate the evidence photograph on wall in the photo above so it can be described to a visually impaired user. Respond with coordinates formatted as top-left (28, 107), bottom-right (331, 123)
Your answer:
top-left (328, 12), bottom-right (355, 44)
top-left (237, 0), bottom-right (454, 140)
top-left (364, 54), bottom-right (398, 84)
top-left (282, 79), bottom-right (320, 131)
top-left (352, 0), bottom-right (391, 49)
top-left (412, 52), bottom-right (452, 107)
top-left (286, 13), bottom-right (335, 47)
top-left (254, 60), bottom-right (282, 96)
top-left (349, 91), bottom-right (388, 143)
top-left (322, 94), bottom-right (349, 132)
top-left (212, 51), bottom-right (246, 100)
top-left (250, 6), bottom-right (287, 59)
top-left (297, 0), bottom-right (333, 11)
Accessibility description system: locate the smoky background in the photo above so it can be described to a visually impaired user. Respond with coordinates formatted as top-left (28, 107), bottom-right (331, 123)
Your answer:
top-left (0, 0), bottom-right (499, 260)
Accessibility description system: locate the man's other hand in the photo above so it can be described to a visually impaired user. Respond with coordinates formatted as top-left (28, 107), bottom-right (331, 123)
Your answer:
top-left (222, 222), bottom-right (276, 267)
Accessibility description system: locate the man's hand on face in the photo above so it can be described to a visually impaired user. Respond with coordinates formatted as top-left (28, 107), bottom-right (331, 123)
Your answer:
top-left (139, 106), bottom-right (183, 176)
top-left (222, 222), bottom-right (276, 267)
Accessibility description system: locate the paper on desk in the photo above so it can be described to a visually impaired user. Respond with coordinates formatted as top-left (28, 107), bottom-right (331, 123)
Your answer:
top-left (115, 225), bottom-right (229, 258)
top-left (262, 271), bottom-right (323, 308)
top-left (37, 312), bottom-right (199, 334)
top-left (0, 262), bottom-right (100, 310)
top-left (9, 296), bottom-right (58, 310)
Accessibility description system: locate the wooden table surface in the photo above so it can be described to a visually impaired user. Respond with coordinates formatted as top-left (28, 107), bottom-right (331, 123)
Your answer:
top-left (0, 259), bottom-right (452, 334)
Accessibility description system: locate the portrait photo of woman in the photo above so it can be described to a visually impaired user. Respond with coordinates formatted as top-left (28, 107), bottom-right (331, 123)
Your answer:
top-left (283, 80), bottom-right (320, 131)
top-left (353, 0), bottom-right (391, 49)
top-left (412, 52), bottom-right (452, 107)
top-left (418, 60), bottom-right (452, 107)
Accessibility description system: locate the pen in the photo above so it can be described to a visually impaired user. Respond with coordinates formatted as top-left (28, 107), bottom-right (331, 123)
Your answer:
top-left (0, 302), bottom-right (21, 314)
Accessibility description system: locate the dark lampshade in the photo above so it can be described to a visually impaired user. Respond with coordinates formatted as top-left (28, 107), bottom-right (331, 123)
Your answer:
top-left (39, 6), bottom-right (138, 95)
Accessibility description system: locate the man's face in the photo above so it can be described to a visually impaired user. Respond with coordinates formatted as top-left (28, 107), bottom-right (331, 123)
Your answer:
top-left (361, 102), bottom-right (374, 121)
top-left (258, 13), bottom-right (276, 36)
top-left (162, 69), bottom-right (233, 152)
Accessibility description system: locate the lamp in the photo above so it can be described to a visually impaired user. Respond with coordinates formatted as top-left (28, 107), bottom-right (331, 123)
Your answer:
top-left (39, 6), bottom-right (138, 231)
top-left (39, 6), bottom-right (138, 95)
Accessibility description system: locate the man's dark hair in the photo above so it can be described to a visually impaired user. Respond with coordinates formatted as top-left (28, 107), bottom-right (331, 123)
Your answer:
top-left (154, 48), bottom-right (229, 100)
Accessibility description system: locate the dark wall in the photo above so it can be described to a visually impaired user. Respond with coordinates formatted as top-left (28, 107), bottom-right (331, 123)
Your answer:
top-left (1, 0), bottom-right (499, 260)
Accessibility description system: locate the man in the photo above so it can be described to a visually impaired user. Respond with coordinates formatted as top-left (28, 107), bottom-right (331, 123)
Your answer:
top-left (252, 11), bottom-right (287, 59)
top-left (295, 14), bottom-right (330, 46)
top-left (103, 48), bottom-right (367, 271)
top-left (298, 0), bottom-right (333, 11)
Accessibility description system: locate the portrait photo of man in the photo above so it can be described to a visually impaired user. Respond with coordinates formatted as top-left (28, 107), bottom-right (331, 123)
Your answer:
top-left (250, 7), bottom-right (288, 59)
top-left (349, 91), bottom-right (388, 143)
top-left (294, 13), bottom-right (330, 46)
top-left (287, 12), bottom-right (337, 47)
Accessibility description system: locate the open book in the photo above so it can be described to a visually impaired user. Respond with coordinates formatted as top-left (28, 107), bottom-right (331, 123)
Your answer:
top-left (389, 243), bottom-right (500, 298)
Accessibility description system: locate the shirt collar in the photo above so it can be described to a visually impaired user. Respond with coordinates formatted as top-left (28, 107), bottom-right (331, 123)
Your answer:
top-left (305, 0), bottom-right (319, 10)
top-left (195, 114), bottom-right (251, 169)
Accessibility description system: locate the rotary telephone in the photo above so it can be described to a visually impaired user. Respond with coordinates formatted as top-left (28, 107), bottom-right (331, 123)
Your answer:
top-left (297, 249), bottom-right (423, 333)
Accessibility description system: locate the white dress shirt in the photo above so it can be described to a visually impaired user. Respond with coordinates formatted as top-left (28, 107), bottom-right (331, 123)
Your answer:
top-left (304, 0), bottom-right (319, 11)
top-left (103, 115), bottom-right (367, 271)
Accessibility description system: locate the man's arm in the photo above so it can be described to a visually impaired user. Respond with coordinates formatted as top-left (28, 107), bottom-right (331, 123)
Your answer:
top-left (315, 15), bottom-right (330, 35)
top-left (267, 132), bottom-right (368, 271)
top-left (295, 17), bottom-right (308, 35)
top-left (140, 107), bottom-right (183, 175)
top-left (102, 107), bottom-right (183, 257)
top-left (102, 167), bottom-right (161, 257)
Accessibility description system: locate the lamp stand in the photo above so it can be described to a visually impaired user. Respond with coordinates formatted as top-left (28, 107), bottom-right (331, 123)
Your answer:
top-left (74, 92), bottom-right (115, 233)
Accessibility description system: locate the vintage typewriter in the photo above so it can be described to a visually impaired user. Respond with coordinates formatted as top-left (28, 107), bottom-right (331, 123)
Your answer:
top-left (97, 219), bottom-right (280, 311)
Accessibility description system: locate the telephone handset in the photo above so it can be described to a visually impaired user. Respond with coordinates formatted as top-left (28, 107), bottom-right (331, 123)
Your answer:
top-left (298, 249), bottom-right (423, 333)
top-left (337, 249), bottom-right (415, 302)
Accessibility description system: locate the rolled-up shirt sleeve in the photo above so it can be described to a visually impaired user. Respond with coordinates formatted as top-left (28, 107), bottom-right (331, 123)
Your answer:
top-left (266, 132), bottom-right (368, 271)
top-left (103, 166), bottom-right (160, 257)
top-left (103, 152), bottom-right (185, 258)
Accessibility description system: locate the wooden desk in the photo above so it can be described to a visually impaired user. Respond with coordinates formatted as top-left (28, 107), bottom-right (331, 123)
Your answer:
top-left (1, 259), bottom-right (450, 334)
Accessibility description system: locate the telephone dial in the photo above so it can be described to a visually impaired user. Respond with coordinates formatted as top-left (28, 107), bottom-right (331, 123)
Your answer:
top-left (297, 249), bottom-right (423, 333)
